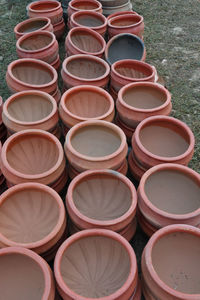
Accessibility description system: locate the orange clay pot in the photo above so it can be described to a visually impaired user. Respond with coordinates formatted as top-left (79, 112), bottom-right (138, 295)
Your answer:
top-left (67, 0), bottom-right (102, 19)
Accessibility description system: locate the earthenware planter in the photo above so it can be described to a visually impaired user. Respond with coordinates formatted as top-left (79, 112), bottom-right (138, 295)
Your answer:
top-left (131, 115), bottom-right (195, 169)
top-left (54, 229), bottom-right (139, 299)
top-left (105, 33), bottom-right (146, 65)
top-left (67, 0), bottom-right (103, 19)
top-left (0, 247), bottom-right (55, 299)
top-left (65, 27), bottom-right (106, 58)
top-left (59, 85), bottom-right (114, 129)
top-left (137, 163), bottom-right (200, 236)
top-left (108, 13), bottom-right (144, 38)
top-left (61, 54), bottom-right (110, 90)
top-left (70, 10), bottom-right (107, 36)
top-left (2, 90), bottom-right (59, 135)
top-left (53, 18), bottom-right (65, 40)
top-left (142, 224), bottom-right (200, 299)
top-left (0, 183), bottom-right (67, 260)
top-left (28, 0), bottom-right (63, 25)
top-left (116, 82), bottom-right (172, 128)
top-left (107, 10), bottom-right (138, 21)
top-left (64, 120), bottom-right (128, 173)
top-left (16, 30), bottom-right (58, 65)
top-left (14, 17), bottom-right (53, 40)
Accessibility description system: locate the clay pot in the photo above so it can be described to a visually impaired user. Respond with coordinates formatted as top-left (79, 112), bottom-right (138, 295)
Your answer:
top-left (142, 224), bottom-right (200, 299)
top-left (107, 10), bottom-right (138, 21)
top-left (2, 90), bottom-right (59, 135)
top-left (116, 82), bottom-right (172, 128)
top-left (131, 115), bottom-right (195, 169)
top-left (59, 85), bottom-right (114, 128)
top-left (70, 10), bottom-right (107, 36)
top-left (16, 30), bottom-right (58, 65)
top-left (65, 27), bottom-right (106, 58)
top-left (115, 114), bottom-right (135, 143)
top-left (61, 54), bottom-right (110, 90)
top-left (64, 120), bottom-right (128, 173)
top-left (0, 183), bottom-right (67, 260)
top-left (14, 17), bottom-right (53, 40)
top-left (0, 246), bottom-right (55, 299)
top-left (0, 129), bottom-right (67, 192)
top-left (137, 163), bottom-right (200, 237)
top-left (102, 2), bottom-right (132, 17)
top-left (54, 229), bottom-right (139, 299)
top-left (66, 169), bottom-right (137, 240)
top-left (28, 0), bottom-right (63, 25)
top-left (105, 33), bottom-right (146, 65)
top-left (111, 59), bottom-right (156, 92)
top-left (53, 18), bottom-right (65, 40)
top-left (52, 87), bottom-right (62, 104)
top-left (67, 0), bottom-right (103, 19)
top-left (108, 14), bottom-right (144, 38)
top-left (128, 150), bottom-right (146, 181)
top-left (51, 55), bottom-right (60, 71)
top-left (6, 58), bottom-right (58, 97)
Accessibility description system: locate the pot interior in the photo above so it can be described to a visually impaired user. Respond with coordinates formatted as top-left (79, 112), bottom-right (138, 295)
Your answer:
top-left (71, 31), bottom-right (103, 53)
top-left (115, 61), bottom-right (153, 80)
top-left (110, 15), bottom-right (141, 27)
top-left (75, 15), bottom-right (103, 27)
top-left (66, 57), bottom-right (106, 79)
top-left (19, 33), bottom-right (53, 51)
top-left (123, 85), bottom-right (166, 109)
top-left (72, 1), bottom-right (99, 10)
top-left (72, 173), bottom-right (132, 220)
top-left (152, 231), bottom-right (200, 294)
top-left (71, 125), bottom-right (121, 157)
top-left (18, 20), bottom-right (48, 33)
top-left (60, 235), bottom-right (130, 297)
top-left (145, 169), bottom-right (200, 214)
top-left (7, 94), bottom-right (53, 122)
top-left (31, 1), bottom-right (59, 10)
top-left (0, 187), bottom-right (59, 243)
top-left (0, 253), bottom-right (45, 300)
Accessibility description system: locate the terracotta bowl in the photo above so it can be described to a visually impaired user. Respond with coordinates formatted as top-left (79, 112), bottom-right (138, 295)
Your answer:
top-left (14, 17), bottom-right (53, 40)
top-left (2, 90), bottom-right (58, 134)
top-left (105, 33), bottom-right (146, 65)
top-left (59, 85), bottom-right (114, 128)
top-left (62, 54), bottom-right (110, 90)
top-left (64, 120), bottom-right (128, 172)
top-left (0, 247), bottom-right (55, 300)
top-left (0, 183), bottom-right (66, 256)
top-left (142, 224), bottom-right (200, 299)
top-left (54, 229), bottom-right (138, 299)
top-left (67, 0), bottom-right (103, 18)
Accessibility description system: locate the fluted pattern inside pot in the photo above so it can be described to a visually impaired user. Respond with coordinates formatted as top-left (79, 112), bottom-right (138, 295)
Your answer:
top-left (19, 34), bottom-right (53, 51)
top-left (30, 1), bottom-right (59, 10)
top-left (71, 32), bottom-right (102, 53)
top-left (18, 20), bottom-right (49, 34)
top-left (115, 65), bottom-right (152, 80)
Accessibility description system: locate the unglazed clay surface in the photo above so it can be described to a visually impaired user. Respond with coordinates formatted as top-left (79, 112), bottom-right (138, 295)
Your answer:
top-left (72, 1), bottom-right (99, 10)
top-left (30, 1), bottom-right (58, 10)
top-left (19, 34), bottom-right (52, 50)
top-left (18, 20), bottom-right (48, 33)
top-left (116, 64), bottom-right (152, 80)
top-left (74, 15), bottom-right (103, 27)
top-left (71, 32), bottom-right (102, 53)
top-left (145, 170), bottom-right (200, 214)
top-left (0, 253), bottom-right (45, 300)
top-left (60, 236), bottom-right (130, 297)
top-left (152, 232), bottom-right (200, 294)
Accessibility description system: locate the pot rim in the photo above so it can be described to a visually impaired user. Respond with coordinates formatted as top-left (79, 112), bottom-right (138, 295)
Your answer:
top-left (108, 13), bottom-right (143, 29)
top-left (28, 0), bottom-right (61, 13)
top-left (68, 0), bottom-right (102, 12)
top-left (107, 10), bottom-right (138, 21)
top-left (118, 81), bottom-right (171, 113)
top-left (143, 224), bottom-right (200, 299)
top-left (7, 58), bottom-right (58, 88)
top-left (14, 17), bottom-right (51, 36)
top-left (65, 119), bottom-right (127, 162)
top-left (54, 228), bottom-right (138, 300)
top-left (1, 129), bottom-right (64, 180)
top-left (132, 115), bottom-right (195, 162)
top-left (0, 183), bottom-right (66, 249)
top-left (59, 85), bottom-right (114, 122)
top-left (67, 27), bottom-right (106, 56)
top-left (3, 90), bottom-right (58, 127)
top-left (62, 54), bottom-right (110, 82)
top-left (66, 169), bottom-right (137, 226)
top-left (71, 10), bottom-right (107, 30)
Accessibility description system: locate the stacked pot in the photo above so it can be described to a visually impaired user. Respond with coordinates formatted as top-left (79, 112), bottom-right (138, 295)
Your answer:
top-left (99, 0), bottom-right (132, 16)
top-left (67, 0), bottom-right (103, 20)
top-left (0, 97), bottom-right (7, 144)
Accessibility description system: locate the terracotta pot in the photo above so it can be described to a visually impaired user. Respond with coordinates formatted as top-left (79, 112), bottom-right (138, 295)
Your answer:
top-left (0, 183), bottom-right (67, 258)
top-left (102, 1), bottom-right (132, 17)
top-left (70, 10), bottom-right (107, 36)
top-left (131, 115), bottom-right (195, 169)
top-left (64, 120), bottom-right (128, 172)
top-left (51, 55), bottom-right (60, 71)
top-left (107, 10), bottom-right (138, 21)
top-left (54, 229), bottom-right (139, 299)
top-left (52, 87), bottom-right (61, 104)
top-left (59, 85), bottom-right (114, 128)
top-left (105, 33), bottom-right (146, 65)
top-left (142, 224), bottom-right (200, 299)
top-left (111, 59), bottom-right (156, 92)
top-left (6, 58), bottom-right (58, 96)
top-left (2, 90), bottom-right (59, 134)
top-left (0, 246), bottom-right (55, 299)
top-left (28, 0), bottom-right (63, 25)
top-left (108, 14), bottom-right (144, 38)
top-left (116, 82), bottom-right (172, 128)
top-left (115, 114), bottom-right (135, 143)
top-left (53, 18), bottom-right (65, 40)
top-left (61, 54), bottom-right (110, 90)
top-left (67, 0), bottom-right (103, 19)
top-left (14, 17), bottom-right (53, 40)
top-left (16, 30), bottom-right (58, 65)
top-left (65, 27), bottom-right (106, 58)
top-left (128, 150), bottom-right (146, 181)
top-left (0, 129), bottom-right (67, 190)
top-left (137, 163), bottom-right (200, 236)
